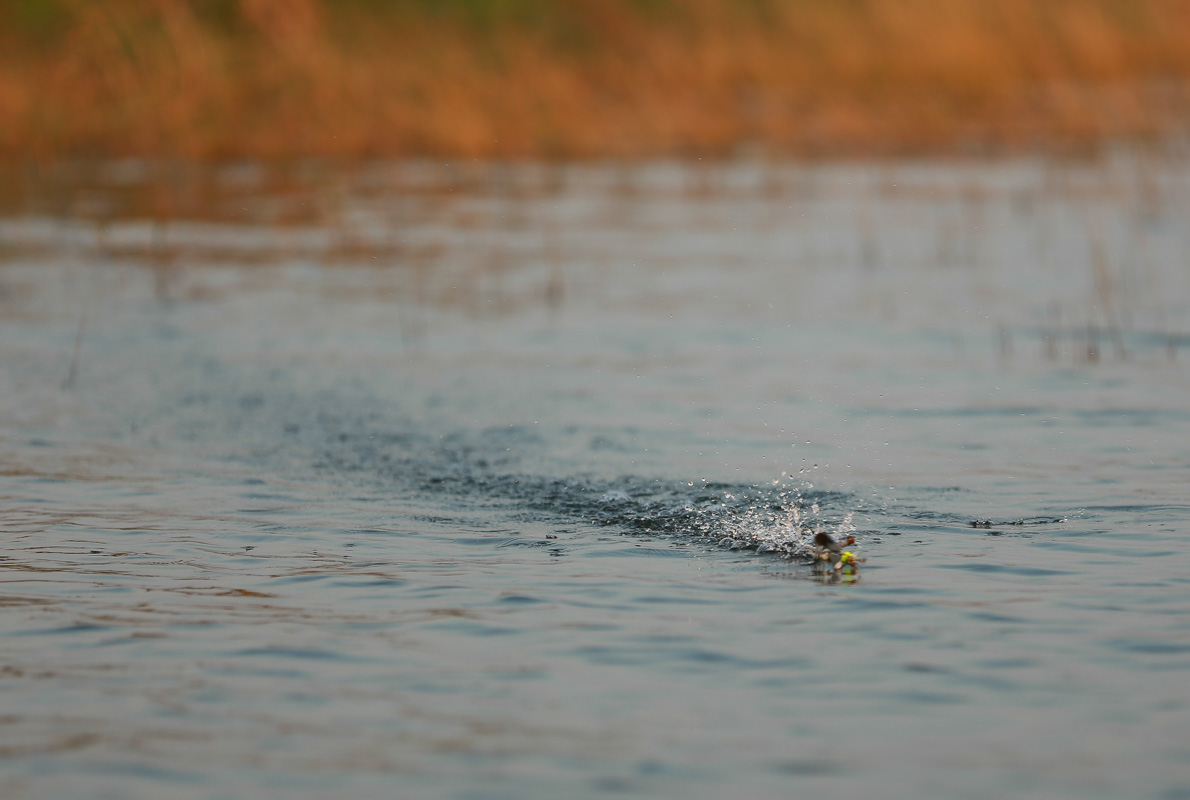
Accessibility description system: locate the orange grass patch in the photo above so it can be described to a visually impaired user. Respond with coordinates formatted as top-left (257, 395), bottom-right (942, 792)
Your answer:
top-left (3, 0), bottom-right (1190, 160)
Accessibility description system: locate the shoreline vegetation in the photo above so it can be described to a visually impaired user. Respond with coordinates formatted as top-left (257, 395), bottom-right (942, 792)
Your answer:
top-left (3, 0), bottom-right (1190, 162)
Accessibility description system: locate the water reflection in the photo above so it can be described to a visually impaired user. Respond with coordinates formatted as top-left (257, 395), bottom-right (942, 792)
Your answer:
top-left (3, 154), bottom-right (1189, 366)
top-left (811, 563), bottom-right (861, 585)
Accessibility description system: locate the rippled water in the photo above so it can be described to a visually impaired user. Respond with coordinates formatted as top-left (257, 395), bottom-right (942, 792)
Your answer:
top-left (2, 155), bottom-right (1190, 799)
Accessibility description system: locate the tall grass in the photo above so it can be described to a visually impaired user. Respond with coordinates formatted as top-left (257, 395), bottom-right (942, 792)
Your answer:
top-left (3, 0), bottom-right (1190, 160)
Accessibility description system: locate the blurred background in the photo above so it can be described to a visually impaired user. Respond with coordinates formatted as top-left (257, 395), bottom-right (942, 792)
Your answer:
top-left (5, 5), bottom-right (1190, 800)
top-left (2, 0), bottom-right (1190, 161)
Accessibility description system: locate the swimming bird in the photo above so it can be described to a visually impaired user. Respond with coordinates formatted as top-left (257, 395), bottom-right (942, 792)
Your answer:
top-left (813, 532), bottom-right (858, 569)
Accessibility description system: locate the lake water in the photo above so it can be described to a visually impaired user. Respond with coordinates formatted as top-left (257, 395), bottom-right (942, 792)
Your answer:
top-left (2, 155), bottom-right (1190, 799)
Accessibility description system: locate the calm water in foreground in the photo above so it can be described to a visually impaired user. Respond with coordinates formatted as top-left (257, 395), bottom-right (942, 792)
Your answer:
top-left (2, 156), bottom-right (1190, 799)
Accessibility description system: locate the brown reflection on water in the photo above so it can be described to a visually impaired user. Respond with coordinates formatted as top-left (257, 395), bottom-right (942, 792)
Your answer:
top-left (4, 155), bottom-right (1189, 368)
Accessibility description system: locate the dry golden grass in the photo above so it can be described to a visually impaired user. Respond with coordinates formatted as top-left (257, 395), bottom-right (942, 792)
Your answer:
top-left (3, 0), bottom-right (1190, 160)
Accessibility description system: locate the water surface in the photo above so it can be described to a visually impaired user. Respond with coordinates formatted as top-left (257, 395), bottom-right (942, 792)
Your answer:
top-left (2, 156), bottom-right (1190, 799)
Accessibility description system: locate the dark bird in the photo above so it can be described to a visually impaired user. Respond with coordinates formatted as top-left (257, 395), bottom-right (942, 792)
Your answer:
top-left (813, 532), bottom-right (857, 568)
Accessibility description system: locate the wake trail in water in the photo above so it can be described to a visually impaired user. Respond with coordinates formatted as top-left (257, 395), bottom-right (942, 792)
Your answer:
top-left (313, 428), bottom-right (861, 560)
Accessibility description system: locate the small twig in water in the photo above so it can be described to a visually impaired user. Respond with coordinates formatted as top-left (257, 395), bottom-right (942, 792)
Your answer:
top-left (62, 306), bottom-right (88, 390)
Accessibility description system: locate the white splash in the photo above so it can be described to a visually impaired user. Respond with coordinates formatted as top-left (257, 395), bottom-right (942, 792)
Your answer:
top-left (696, 478), bottom-right (859, 560)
